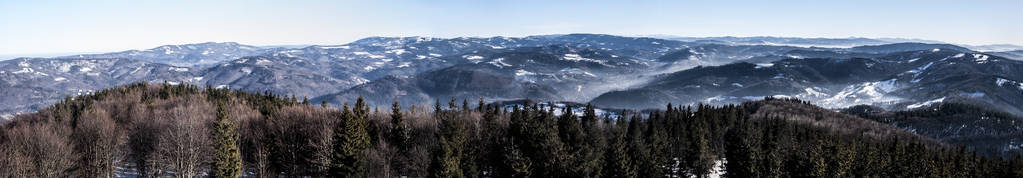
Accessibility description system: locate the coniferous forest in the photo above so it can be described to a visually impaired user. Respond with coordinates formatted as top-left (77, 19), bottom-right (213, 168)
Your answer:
top-left (1, 83), bottom-right (1022, 177)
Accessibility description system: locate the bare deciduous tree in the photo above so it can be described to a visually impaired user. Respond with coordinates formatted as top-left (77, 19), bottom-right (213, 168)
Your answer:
top-left (156, 101), bottom-right (213, 178)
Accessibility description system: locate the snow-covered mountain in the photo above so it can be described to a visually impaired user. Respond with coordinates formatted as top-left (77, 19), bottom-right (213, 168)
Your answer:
top-left (64, 42), bottom-right (275, 68)
top-left (659, 36), bottom-right (943, 48)
top-left (591, 48), bottom-right (1023, 118)
top-left (4, 34), bottom-right (1023, 123)
top-left (0, 57), bottom-right (197, 118)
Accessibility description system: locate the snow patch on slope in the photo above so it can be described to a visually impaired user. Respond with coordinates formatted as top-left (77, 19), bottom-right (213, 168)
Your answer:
top-left (907, 97), bottom-right (946, 109)
top-left (488, 58), bottom-right (512, 68)
top-left (973, 54), bottom-right (990, 63)
top-left (563, 54), bottom-right (609, 65)
top-left (820, 79), bottom-right (902, 108)
top-left (168, 67), bottom-right (189, 72)
top-left (908, 62), bottom-right (934, 83)
top-left (996, 78), bottom-right (1023, 90)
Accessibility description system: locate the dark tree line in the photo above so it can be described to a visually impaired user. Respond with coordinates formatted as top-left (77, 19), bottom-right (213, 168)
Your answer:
top-left (1, 83), bottom-right (1022, 177)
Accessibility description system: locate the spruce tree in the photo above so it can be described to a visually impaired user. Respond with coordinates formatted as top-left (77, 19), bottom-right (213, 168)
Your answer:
top-left (643, 114), bottom-right (670, 177)
top-left (477, 98), bottom-right (486, 113)
top-left (687, 118), bottom-right (715, 178)
top-left (580, 104), bottom-right (606, 177)
top-left (389, 100), bottom-right (413, 175)
top-left (557, 107), bottom-right (591, 176)
top-left (807, 139), bottom-right (828, 177)
top-left (449, 97), bottom-right (458, 111)
top-left (211, 102), bottom-right (242, 178)
top-left (389, 100), bottom-right (411, 148)
top-left (429, 104), bottom-right (466, 178)
top-left (331, 102), bottom-right (370, 177)
top-left (602, 116), bottom-right (636, 178)
top-left (724, 119), bottom-right (759, 178)
top-left (625, 115), bottom-right (649, 177)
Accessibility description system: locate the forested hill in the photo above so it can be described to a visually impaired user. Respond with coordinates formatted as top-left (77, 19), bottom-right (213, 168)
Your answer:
top-left (2, 83), bottom-right (1022, 177)
top-left (843, 103), bottom-right (1023, 156)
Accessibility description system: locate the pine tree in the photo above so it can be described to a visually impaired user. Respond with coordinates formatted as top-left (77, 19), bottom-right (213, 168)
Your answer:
top-left (211, 102), bottom-right (242, 178)
top-left (331, 102), bottom-right (370, 177)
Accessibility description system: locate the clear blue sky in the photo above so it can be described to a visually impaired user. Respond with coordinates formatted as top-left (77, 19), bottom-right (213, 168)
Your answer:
top-left (1, 0), bottom-right (1020, 55)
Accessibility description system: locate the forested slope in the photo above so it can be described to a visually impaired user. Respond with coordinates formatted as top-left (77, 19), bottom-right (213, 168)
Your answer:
top-left (1, 84), bottom-right (1021, 177)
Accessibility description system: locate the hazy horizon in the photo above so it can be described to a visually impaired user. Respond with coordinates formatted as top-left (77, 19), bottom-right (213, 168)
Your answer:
top-left (2, 0), bottom-right (1021, 55)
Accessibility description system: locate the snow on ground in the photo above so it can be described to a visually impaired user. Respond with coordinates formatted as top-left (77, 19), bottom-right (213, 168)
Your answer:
top-left (464, 55), bottom-right (484, 60)
top-left (488, 58), bottom-right (512, 68)
top-left (558, 68), bottom-right (597, 77)
top-left (908, 62), bottom-right (934, 83)
top-left (907, 97), bottom-right (946, 109)
top-left (353, 51), bottom-right (386, 59)
top-left (563, 54), bottom-right (609, 65)
top-left (708, 159), bottom-right (726, 178)
top-left (731, 83), bottom-right (743, 87)
top-left (994, 77), bottom-right (1018, 89)
top-left (973, 54), bottom-right (990, 63)
top-left (255, 59), bottom-right (272, 65)
top-left (819, 79), bottom-right (901, 108)
top-left (240, 67), bottom-right (252, 75)
top-left (772, 73), bottom-right (785, 79)
top-left (997, 78), bottom-right (1012, 86)
top-left (755, 63), bottom-right (774, 68)
top-left (960, 91), bottom-right (985, 98)
top-left (386, 49), bottom-right (408, 55)
top-left (12, 67), bottom-right (33, 74)
top-left (168, 67), bottom-right (189, 72)
top-left (514, 69), bottom-right (535, 76)
top-left (503, 103), bottom-right (621, 119)
top-left (319, 45), bottom-right (350, 49)
top-left (800, 87), bottom-right (830, 98)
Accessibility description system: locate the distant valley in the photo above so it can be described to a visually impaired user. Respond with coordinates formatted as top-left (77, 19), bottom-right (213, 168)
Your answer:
top-left (4, 34), bottom-right (1022, 119)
